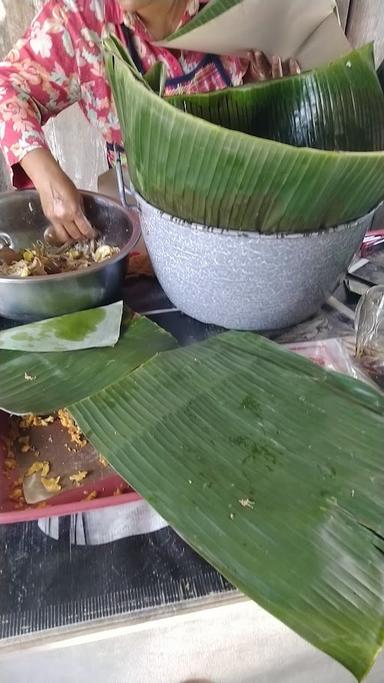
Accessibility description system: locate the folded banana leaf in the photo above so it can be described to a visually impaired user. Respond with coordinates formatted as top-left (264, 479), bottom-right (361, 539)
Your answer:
top-left (0, 316), bottom-right (176, 415)
top-left (167, 44), bottom-right (384, 151)
top-left (1, 315), bottom-right (384, 679)
top-left (104, 37), bottom-right (384, 233)
top-left (0, 302), bottom-right (123, 352)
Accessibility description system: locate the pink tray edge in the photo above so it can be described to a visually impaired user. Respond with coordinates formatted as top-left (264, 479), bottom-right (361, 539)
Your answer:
top-left (0, 489), bottom-right (141, 524)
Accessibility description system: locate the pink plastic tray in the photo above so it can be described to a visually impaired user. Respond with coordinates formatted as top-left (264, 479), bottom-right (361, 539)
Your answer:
top-left (0, 412), bottom-right (140, 524)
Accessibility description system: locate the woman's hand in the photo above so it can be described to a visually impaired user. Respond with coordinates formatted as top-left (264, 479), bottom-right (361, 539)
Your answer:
top-left (244, 51), bottom-right (301, 83)
top-left (20, 148), bottom-right (95, 244)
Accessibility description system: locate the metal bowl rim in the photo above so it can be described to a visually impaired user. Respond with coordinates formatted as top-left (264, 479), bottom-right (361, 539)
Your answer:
top-left (0, 189), bottom-right (140, 284)
top-left (135, 190), bottom-right (380, 239)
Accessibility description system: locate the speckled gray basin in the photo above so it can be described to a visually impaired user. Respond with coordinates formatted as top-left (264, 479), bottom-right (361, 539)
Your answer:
top-left (136, 194), bottom-right (376, 331)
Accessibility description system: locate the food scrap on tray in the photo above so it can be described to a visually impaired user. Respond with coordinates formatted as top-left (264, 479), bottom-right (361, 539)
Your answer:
top-left (58, 409), bottom-right (87, 447)
top-left (41, 476), bottom-right (62, 494)
top-left (2, 411), bottom-right (97, 507)
top-left (84, 491), bottom-right (97, 501)
top-left (0, 238), bottom-right (120, 278)
top-left (69, 470), bottom-right (88, 486)
top-left (25, 461), bottom-right (50, 478)
top-left (0, 410), bottom-right (131, 514)
top-left (19, 415), bottom-right (55, 429)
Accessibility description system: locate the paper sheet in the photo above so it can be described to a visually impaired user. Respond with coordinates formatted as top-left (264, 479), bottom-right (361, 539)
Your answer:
top-left (159, 0), bottom-right (351, 70)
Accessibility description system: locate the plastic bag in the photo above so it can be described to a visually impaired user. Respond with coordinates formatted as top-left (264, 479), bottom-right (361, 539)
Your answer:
top-left (355, 285), bottom-right (384, 357)
top-left (354, 285), bottom-right (384, 388)
top-left (285, 337), bottom-right (372, 384)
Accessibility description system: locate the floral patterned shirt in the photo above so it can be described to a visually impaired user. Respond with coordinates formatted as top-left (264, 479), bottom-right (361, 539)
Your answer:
top-left (0, 0), bottom-right (248, 185)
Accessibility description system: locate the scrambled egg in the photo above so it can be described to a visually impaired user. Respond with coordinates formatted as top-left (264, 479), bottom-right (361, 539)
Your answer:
top-left (25, 461), bottom-right (50, 478)
top-left (69, 470), bottom-right (88, 486)
top-left (41, 476), bottom-right (62, 494)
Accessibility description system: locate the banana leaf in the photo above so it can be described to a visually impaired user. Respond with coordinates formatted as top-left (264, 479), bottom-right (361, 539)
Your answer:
top-left (0, 302), bottom-right (123, 352)
top-left (1, 317), bottom-right (384, 678)
top-left (167, 44), bottom-right (384, 151)
top-left (0, 316), bottom-right (176, 415)
top-left (144, 62), bottom-right (166, 97)
top-left (66, 332), bottom-right (384, 681)
top-left (104, 37), bottom-right (384, 233)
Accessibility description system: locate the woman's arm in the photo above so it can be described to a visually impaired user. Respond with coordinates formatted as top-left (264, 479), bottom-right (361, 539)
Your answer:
top-left (0, 0), bottom-right (111, 241)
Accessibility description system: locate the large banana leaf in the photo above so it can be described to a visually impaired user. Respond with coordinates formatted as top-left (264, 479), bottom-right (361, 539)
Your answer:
top-left (167, 44), bottom-right (384, 151)
top-left (0, 316), bottom-right (176, 415)
top-left (104, 37), bottom-right (384, 233)
top-left (1, 318), bottom-right (384, 678)
top-left (67, 332), bottom-right (384, 681)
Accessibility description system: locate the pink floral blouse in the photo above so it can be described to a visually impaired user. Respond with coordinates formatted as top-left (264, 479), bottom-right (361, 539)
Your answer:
top-left (0, 0), bottom-right (249, 186)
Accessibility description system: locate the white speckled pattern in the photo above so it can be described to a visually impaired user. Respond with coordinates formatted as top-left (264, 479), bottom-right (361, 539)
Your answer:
top-left (137, 194), bottom-right (375, 331)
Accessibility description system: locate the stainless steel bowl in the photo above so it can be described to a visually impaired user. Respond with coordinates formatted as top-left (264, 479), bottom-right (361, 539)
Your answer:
top-left (0, 190), bottom-right (140, 322)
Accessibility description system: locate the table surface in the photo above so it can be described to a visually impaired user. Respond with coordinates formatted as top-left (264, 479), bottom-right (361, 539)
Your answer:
top-left (0, 276), bottom-right (358, 644)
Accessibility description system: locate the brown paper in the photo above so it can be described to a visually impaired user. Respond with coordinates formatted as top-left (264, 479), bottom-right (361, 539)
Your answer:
top-left (296, 13), bottom-right (351, 70)
top-left (159, 0), bottom-right (351, 70)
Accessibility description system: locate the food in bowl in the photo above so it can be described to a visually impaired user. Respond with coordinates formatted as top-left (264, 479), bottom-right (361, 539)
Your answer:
top-left (0, 238), bottom-right (120, 278)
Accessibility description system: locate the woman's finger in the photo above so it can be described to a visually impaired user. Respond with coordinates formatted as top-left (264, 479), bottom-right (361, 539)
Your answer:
top-left (51, 221), bottom-right (73, 245)
top-left (75, 209), bottom-right (96, 239)
top-left (245, 51), bottom-right (300, 83)
top-left (63, 221), bottom-right (84, 241)
top-left (289, 58), bottom-right (301, 75)
top-left (254, 50), bottom-right (272, 80)
top-left (271, 55), bottom-right (283, 79)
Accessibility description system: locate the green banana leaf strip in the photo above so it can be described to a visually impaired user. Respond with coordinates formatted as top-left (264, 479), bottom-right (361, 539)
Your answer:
top-left (104, 36), bottom-right (384, 233)
top-left (144, 62), bottom-right (166, 96)
top-left (0, 316), bottom-right (176, 415)
top-left (167, 45), bottom-right (384, 151)
top-left (0, 302), bottom-right (123, 353)
top-left (378, 60), bottom-right (384, 93)
top-left (69, 332), bottom-right (384, 681)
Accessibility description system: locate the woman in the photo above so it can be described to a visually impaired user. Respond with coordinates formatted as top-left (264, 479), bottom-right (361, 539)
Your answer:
top-left (0, 0), bottom-right (299, 243)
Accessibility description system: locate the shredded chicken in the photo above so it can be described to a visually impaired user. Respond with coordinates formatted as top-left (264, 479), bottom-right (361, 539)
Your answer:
top-left (0, 238), bottom-right (120, 278)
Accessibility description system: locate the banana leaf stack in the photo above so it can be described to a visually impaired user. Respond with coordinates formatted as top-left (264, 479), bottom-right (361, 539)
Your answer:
top-left (104, 37), bottom-right (384, 233)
